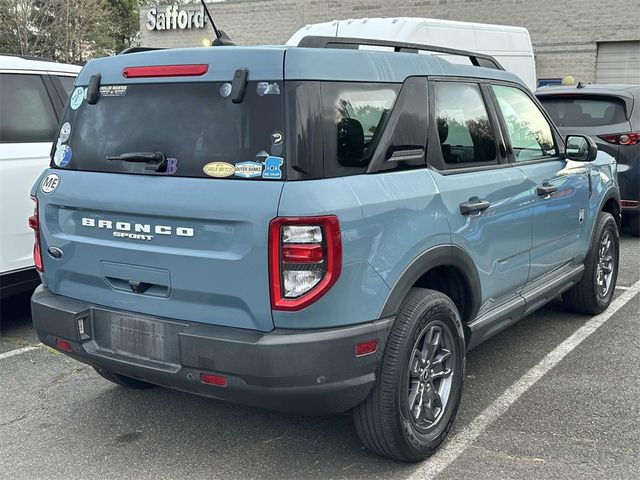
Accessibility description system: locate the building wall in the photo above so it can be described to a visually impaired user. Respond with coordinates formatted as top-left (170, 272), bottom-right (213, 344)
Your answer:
top-left (139, 0), bottom-right (640, 83)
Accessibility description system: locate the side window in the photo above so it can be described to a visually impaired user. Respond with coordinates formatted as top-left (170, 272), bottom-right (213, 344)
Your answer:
top-left (321, 82), bottom-right (400, 177)
top-left (0, 74), bottom-right (58, 143)
top-left (434, 82), bottom-right (497, 168)
top-left (56, 76), bottom-right (75, 98)
top-left (492, 85), bottom-right (557, 162)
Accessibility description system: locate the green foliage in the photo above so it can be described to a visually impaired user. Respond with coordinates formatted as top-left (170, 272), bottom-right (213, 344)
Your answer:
top-left (0, 0), bottom-right (148, 64)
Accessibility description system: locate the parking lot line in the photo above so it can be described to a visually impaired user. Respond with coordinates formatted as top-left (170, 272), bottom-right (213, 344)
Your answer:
top-left (0, 345), bottom-right (41, 361)
top-left (412, 279), bottom-right (640, 480)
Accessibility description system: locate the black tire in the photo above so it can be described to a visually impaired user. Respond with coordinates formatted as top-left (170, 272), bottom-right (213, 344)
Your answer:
top-left (627, 213), bottom-right (640, 237)
top-left (563, 211), bottom-right (619, 315)
top-left (93, 367), bottom-right (156, 389)
top-left (353, 288), bottom-right (465, 462)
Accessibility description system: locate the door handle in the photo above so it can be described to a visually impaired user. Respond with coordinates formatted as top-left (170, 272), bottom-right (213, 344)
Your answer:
top-left (536, 182), bottom-right (558, 197)
top-left (459, 197), bottom-right (491, 215)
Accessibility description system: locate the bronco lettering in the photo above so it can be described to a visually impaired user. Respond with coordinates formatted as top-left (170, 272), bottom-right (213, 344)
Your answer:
top-left (81, 217), bottom-right (194, 238)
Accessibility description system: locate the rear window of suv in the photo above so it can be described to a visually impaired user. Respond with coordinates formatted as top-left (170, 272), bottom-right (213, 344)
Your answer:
top-left (54, 81), bottom-right (284, 180)
top-left (538, 95), bottom-right (627, 127)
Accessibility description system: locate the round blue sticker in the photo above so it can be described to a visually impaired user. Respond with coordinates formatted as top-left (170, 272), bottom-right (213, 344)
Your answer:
top-left (54, 145), bottom-right (72, 167)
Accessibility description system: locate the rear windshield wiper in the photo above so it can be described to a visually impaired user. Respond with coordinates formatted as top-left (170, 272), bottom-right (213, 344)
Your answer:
top-left (106, 151), bottom-right (167, 172)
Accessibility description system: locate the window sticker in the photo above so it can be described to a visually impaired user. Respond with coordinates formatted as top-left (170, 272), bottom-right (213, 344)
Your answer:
top-left (262, 156), bottom-right (283, 179)
top-left (234, 161), bottom-right (263, 178)
top-left (53, 144), bottom-right (72, 167)
top-left (59, 122), bottom-right (71, 142)
top-left (41, 173), bottom-right (60, 195)
top-left (271, 130), bottom-right (284, 156)
top-left (165, 157), bottom-right (178, 175)
top-left (99, 85), bottom-right (127, 97)
top-left (256, 82), bottom-right (280, 96)
top-left (69, 87), bottom-right (85, 110)
top-left (219, 83), bottom-right (232, 98)
top-left (203, 162), bottom-right (235, 178)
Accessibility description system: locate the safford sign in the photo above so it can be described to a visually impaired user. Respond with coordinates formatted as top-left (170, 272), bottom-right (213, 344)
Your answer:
top-left (146, 5), bottom-right (208, 30)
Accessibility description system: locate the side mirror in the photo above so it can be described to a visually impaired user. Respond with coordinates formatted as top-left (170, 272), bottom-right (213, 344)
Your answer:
top-left (565, 135), bottom-right (597, 162)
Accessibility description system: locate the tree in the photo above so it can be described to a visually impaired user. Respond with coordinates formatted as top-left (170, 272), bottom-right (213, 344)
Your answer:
top-left (104, 0), bottom-right (148, 53)
top-left (0, 0), bottom-right (148, 63)
top-left (0, 0), bottom-right (55, 57)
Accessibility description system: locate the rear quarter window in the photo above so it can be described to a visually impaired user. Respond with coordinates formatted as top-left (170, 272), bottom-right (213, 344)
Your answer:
top-left (321, 82), bottom-right (400, 177)
top-left (55, 76), bottom-right (76, 97)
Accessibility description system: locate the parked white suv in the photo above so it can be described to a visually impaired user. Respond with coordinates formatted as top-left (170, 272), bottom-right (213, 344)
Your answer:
top-left (0, 55), bottom-right (80, 301)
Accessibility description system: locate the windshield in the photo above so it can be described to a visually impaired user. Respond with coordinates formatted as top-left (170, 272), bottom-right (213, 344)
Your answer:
top-left (538, 95), bottom-right (627, 128)
top-left (53, 81), bottom-right (285, 180)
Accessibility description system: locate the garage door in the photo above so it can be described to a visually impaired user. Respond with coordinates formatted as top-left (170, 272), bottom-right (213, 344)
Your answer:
top-left (595, 41), bottom-right (640, 84)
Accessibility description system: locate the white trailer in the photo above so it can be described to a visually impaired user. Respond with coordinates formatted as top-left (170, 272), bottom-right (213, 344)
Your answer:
top-left (287, 17), bottom-right (537, 90)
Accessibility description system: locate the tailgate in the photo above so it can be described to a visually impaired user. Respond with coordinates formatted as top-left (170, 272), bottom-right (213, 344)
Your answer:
top-left (36, 170), bottom-right (283, 332)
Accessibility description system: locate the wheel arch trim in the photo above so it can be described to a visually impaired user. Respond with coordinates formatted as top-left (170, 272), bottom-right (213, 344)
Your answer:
top-left (379, 245), bottom-right (482, 322)
top-left (588, 187), bottom-right (621, 251)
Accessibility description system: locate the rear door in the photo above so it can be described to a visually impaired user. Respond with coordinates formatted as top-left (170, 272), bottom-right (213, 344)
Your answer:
top-left (37, 74), bottom-right (286, 332)
top-left (428, 79), bottom-right (532, 314)
top-left (490, 84), bottom-right (591, 282)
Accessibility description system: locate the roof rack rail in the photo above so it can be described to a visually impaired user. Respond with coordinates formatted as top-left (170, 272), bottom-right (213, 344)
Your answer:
top-left (118, 47), bottom-right (167, 55)
top-left (297, 36), bottom-right (504, 71)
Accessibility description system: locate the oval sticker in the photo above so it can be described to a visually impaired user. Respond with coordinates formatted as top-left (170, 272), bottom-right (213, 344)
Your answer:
top-left (203, 162), bottom-right (235, 178)
top-left (41, 173), bottom-right (60, 195)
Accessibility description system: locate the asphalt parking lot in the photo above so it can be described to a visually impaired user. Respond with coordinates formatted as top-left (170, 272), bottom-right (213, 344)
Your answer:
top-left (1, 228), bottom-right (638, 480)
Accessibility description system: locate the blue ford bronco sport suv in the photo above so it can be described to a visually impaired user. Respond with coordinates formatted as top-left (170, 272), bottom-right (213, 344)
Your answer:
top-left (30, 37), bottom-right (620, 462)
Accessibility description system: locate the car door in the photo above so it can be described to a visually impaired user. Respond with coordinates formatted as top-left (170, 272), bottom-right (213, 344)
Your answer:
top-left (428, 79), bottom-right (532, 314)
top-left (0, 72), bottom-right (60, 275)
top-left (489, 83), bottom-right (591, 284)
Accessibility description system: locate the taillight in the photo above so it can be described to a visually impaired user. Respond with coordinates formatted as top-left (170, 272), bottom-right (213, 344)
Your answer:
top-left (269, 216), bottom-right (341, 311)
top-left (122, 64), bottom-right (208, 78)
top-left (598, 132), bottom-right (640, 145)
top-left (28, 196), bottom-right (43, 272)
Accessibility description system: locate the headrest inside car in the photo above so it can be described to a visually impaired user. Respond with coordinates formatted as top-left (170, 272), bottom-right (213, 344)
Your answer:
top-left (337, 118), bottom-right (365, 166)
top-left (437, 117), bottom-right (449, 143)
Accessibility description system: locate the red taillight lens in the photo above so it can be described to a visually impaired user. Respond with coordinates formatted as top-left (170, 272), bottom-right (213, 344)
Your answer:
top-left (56, 339), bottom-right (72, 352)
top-left (200, 373), bottom-right (227, 387)
top-left (598, 132), bottom-right (640, 145)
top-left (269, 216), bottom-right (342, 311)
top-left (355, 340), bottom-right (378, 357)
top-left (621, 200), bottom-right (639, 208)
top-left (28, 196), bottom-right (43, 272)
top-left (282, 244), bottom-right (324, 263)
top-left (122, 64), bottom-right (208, 78)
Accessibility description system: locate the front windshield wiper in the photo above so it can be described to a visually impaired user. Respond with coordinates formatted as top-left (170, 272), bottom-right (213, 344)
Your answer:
top-left (106, 151), bottom-right (167, 172)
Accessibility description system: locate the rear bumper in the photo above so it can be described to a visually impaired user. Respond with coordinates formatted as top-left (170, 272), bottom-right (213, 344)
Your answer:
top-left (31, 285), bottom-right (393, 415)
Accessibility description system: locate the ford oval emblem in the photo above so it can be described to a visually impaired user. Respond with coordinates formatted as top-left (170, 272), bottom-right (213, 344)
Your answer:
top-left (47, 246), bottom-right (64, 259)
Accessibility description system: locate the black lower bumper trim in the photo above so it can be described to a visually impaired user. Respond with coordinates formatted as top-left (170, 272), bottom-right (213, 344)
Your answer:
top-left (31, 285), bottom-right (393, 415)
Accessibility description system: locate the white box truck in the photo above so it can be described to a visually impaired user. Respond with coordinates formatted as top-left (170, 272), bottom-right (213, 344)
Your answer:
top-left (287, 17), bottom-right (537, 90)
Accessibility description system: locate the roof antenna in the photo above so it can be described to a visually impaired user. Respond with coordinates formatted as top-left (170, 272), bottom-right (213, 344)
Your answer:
top-left (200, 0), bottom-right (235, 46)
